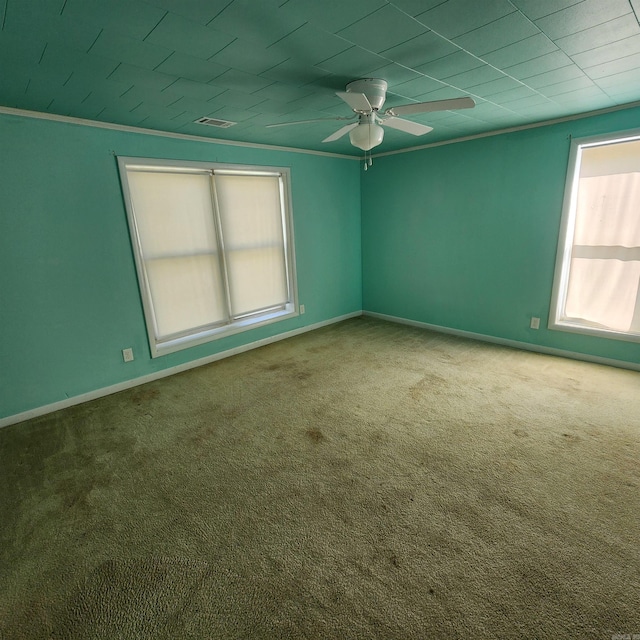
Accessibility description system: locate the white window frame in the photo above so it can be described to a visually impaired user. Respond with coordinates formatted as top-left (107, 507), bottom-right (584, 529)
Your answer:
top-left (118, 157), bottom-right (299, 357)
top-left (549, 130), bottom-right (640, 343)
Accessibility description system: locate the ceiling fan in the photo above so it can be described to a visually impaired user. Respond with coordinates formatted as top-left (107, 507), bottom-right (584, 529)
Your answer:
top-left (267, 78), bottom-right (475, 166)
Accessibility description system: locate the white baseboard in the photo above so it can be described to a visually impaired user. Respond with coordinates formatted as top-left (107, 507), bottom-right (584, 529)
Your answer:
top-left (0, 311), bottom-right (362, 429)
top-left (363, 310), bottom-right (640, 373)
top-left (6, 309), bottom-right (636, 428)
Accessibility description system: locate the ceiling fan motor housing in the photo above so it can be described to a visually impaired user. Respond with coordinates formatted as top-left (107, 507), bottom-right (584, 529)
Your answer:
top-left (345, 78), bottom-right (388, 111)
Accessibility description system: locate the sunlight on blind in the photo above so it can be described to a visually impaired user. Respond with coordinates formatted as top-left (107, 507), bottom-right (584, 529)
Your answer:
top-left (126, 171), bottom-right (226, 339)
top-left (215, 174), bottom-right (287, 316)
top-left (563, 143), bottom-right (640, 333)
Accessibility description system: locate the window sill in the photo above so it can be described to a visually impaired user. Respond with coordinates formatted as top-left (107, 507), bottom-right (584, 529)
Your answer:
top-left (549, 319), bottom-right (640, 344)
top-left (152, 305), bottom-right (299, 357)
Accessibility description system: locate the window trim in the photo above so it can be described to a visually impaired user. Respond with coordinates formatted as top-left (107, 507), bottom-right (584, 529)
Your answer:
top-left (118, 157), bottom-right (299, 357)
top-left (549, 129), bottom-right (640, 343)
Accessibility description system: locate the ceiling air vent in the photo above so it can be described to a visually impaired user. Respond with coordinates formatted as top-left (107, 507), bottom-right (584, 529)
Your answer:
top-left (194, 116), bottom-right (236, 128)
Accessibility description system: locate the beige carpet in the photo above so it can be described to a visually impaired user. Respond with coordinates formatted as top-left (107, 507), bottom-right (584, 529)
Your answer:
top-left (1, 317), bottom-right (639, 639)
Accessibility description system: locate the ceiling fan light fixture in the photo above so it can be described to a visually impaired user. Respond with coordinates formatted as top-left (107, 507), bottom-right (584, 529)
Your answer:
top-left (349, 122), bottom-right (384, 151)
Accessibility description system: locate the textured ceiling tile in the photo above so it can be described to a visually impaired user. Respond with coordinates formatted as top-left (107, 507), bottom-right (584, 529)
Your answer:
top-left (336, 5), bottom-right (427, 53)
top-left (2, 0), bottom-right (640, 153)
top-left (163, 77), bottom-right (226, 101)
top-left (443, 65), bottom-right (507, 90)
top-left (62, 0), bottom-right (167, 39)
top-left (499, 92), bottom-right (553, 109)
top-left (413, 86), bottom-right (473, 101)
top-left (465, 102), bottom-right (519, 123)
top-left (315, 46), bottom-right (388, 77)
top-left (154, 52), bottom-right (227, 83)
top-left (0, 31), bottom-right (47, 66)
top-left (3, 5), bottom-right (101, 52)
top-left (379, 31), bottom-right (459, 68)
top-left (142, 0), bottom-right (232, 25)
top-left (260, 60), bottom-right (333, 87)
top-left (555, 15), bottom-right (640, 56)
top-left (107, 63), bottom-right (177, 91)
top-left (390, 76), bottom-right (448, 99)
top-left (79, 77), bottom-right (137, 102)
top-left (5, 0), bottom-right (64, 19)
top-left (416, 0), bottom-right (516, 39)
top-left (607, 86), bottom-right (640, 103)
top-left (389, 0), bottom-right (453, 17)
top-left (371, 64), bottom-right (424, 87)
top-left (453, 12), bottom-right (541, 56)
top-left (468, 77), bottom-right (523, 98)
top-left (208, 0), bottom-right (305, 47)
top-left (524, 65), bottom-right (587, 89)
top-left (144, 13), bottom-right (234, 60)
top-left (504, 50), bottom-right (574, 80)
top-left (3, 61), bottom-right (38, 94)
top-left (206, 89), bottom-right (266, 110)
top-left (209, 39), bottom-right (288, 75)
top-left (538, 75), bottom-right (595, 96)
top-left (486, 86), bottom-right (541, 102)
top-left (20, 87), bottom-right (61, 113)
top-left (571, 35), bottom-right (640, 70)
top-left (285, 92), bottom-right (347, 114)
top-left (202, 105), bottom-right (258, 123)
top-left (281, 0), bottom-right (387, 34)
top-left (509, 0), bottom-right (583, 21)
top-left (266, 23), bottom-right (352, 66)
top-left (160, 95), bottom-right (215, 116)
top-left (110, 84), bottom-right (185, 108)
top-left (514, 103), bottom-right (568, 118)
top-left (534, 0), bottom-right (632, 40)
top-left (252, 83), bottom-right (314, 103)
top-left (415, 50), bottom-right (483, 80)
top-left (594, 66), bottom-right (640, 88)
top-left (40, 43), bottom-right (119, 79)
top-left (213, 69), bottom-right (273, 93)
top-left (247, 98), bottom-right (305, 116)
top-left (23, 66), bottom-right (71, 96)
top-left (583, 51), bottom-right (640, 81)
top-left (550, 85), bottom-right (613, 104)
top-left (481, 33), bottom-right (559, 69)
top-left (88, 29), bottom-right (172, 70)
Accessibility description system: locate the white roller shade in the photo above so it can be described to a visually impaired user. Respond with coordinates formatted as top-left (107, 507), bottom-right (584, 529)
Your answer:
top-left (126, 170), bottom-right (227, 339)
top-left (215, 174), bottom-right (288, 316)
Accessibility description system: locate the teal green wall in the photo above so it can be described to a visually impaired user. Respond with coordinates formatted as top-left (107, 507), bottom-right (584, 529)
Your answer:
top-left (362, 105), bottom-right (640, 368)
top-left (4, 104), bottom-right (640, 422)
top-left (0, 112), bottom-right (362, 419)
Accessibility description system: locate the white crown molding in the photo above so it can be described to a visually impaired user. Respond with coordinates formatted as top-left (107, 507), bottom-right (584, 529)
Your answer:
top-left (0, 106), bottom-right (359, 160)
top-left (372, 99), bottom-right (640, 158)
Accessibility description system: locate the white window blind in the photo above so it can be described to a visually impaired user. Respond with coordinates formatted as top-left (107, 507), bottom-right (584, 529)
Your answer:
top-left (551, 134), bottom-right (640, 340)
top-left (214, 173), bottom-right (288, 317)
top-left (119, 159), bottom-right (297, 356)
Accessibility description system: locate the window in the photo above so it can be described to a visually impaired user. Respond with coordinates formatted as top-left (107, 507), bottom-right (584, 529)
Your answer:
top-left (550, 132), bottom-right (640, 342)
top-left (118, 158), bottom-right (298, 357)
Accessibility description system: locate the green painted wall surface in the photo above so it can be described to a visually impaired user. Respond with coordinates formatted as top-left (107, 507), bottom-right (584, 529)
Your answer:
top-left (0, 113), bottom-right (362, 419)
top-left (362, 106), bottom-right (640, 367)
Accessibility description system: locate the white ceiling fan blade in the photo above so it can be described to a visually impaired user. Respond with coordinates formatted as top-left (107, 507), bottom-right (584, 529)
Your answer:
top-left (266, 116), bottom-right (355, 128)
top-left (382, 117), bottom-right (433, 136)
top-left (385, 96), bottom-right (475, 117)
top-left (336, 91), bottom-right (372, 112)
top-left (322, 122), bottom-right (359, 143)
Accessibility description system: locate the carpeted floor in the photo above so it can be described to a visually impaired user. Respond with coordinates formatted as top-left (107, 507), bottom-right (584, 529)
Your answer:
top-left (1, 317), bottom-right (639, 639)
